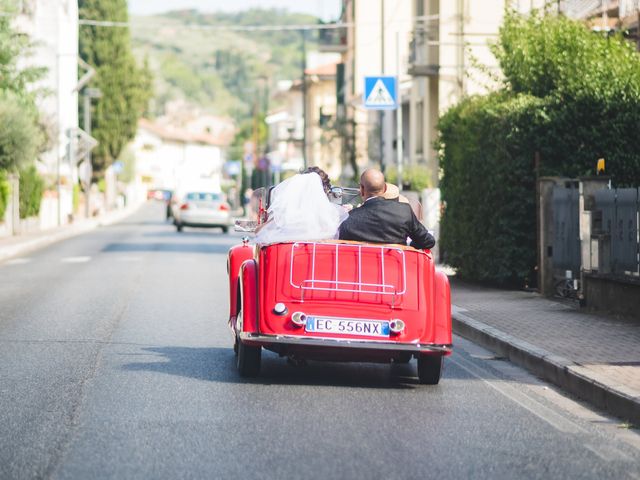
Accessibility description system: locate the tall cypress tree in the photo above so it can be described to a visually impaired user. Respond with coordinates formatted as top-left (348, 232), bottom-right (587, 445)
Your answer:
top-left (79, 0), bottom-right (151, 179)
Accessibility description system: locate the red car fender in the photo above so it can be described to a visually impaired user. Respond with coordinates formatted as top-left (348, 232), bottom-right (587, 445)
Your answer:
top-left (433, 270), bottom-right (452, 347)
top-left (227, 244), bottom-right (254, 322)
top-left (239, 259), bottom-right (258, 334)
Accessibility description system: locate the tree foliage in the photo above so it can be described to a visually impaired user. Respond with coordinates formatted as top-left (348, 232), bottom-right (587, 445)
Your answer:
top-left (0, 93), bottom-right (44, 172)
top-left (131, 8), bottom-right (318, 119)
top-left (0, 8), bottom-right (46, 177)
top-left (79, 0), bottom-right (153, 179)
top-left (0, 5), bottom-right (46, 101)
top-left (438, 10), bottom-right (640, 286)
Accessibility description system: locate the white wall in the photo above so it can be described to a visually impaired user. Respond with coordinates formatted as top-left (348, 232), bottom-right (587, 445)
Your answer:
top-left (132, 128), bottom-right (223, 195)
top-left (15, 0), bottom-right (79, 226)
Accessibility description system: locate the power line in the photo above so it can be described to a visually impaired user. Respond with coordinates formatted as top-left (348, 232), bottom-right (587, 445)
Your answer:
top-left (79, 19), bottom-right (351, 31)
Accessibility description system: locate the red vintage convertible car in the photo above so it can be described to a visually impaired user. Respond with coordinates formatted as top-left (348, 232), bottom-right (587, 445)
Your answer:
top-left (227, 188), bottom-right (452, 384)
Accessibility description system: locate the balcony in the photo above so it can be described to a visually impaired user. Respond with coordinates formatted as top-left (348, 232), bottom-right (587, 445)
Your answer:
top-left (408, 27), bottom-right (439, 77)
top-left (318, 25), bottom-right (348, 53)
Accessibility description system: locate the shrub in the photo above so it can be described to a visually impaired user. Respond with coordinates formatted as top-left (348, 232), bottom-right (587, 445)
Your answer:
top-left (18, 165), bottom-right (44, 219)
top-left (0, 169), bottom-right (9, 222)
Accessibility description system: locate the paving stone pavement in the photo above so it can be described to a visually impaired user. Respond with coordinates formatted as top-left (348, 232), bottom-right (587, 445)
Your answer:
top-left (450, 279), bottom-right (640, 414)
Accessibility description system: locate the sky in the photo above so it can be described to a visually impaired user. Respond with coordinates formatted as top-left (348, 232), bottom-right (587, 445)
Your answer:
top-left (128, 0), bottom-right (342, 21)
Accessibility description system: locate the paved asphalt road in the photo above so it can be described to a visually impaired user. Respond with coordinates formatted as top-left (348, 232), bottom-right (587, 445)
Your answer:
top-left (1, 203), bottom-right (639, 480)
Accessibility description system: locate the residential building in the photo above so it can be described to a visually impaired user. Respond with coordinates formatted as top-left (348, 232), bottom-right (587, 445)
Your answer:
top-left (133, 118), bottom-right (227, 196)
top-left (560, 0), bottom-right (640, 42)
top-left (331, 1), bottom-right (557, 187)
top-left (265, 80), bottom-right (305, 179)
top-left (335, 0), bottom-right (413, 179)
top-left (265, 53), bottom-right (343, 181)
top-left (304, 60), bottom-right (343, 180)
top-left (14, 0), bottom-right (79, 227)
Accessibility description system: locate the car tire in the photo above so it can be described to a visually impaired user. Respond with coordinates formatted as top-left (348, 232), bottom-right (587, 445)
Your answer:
top-left (221, 226), bottom-right (229, 234)
top-left (176, 223), bottom-right (183, 232)
top-left (237, 339), bottom-right (261, 377)
top-left (394, 353), bottom-right (412, 364)
top-left (417, 355), bottom-right (442, 385)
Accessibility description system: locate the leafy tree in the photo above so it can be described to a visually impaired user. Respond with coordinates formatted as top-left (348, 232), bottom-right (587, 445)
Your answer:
top-left (0, 3), bottom-right (46, 208)
top-left (0, 3), bottom-right (46, 101)
top-left (0, 93), bottom-right (44, 172)
top-left (438, 10), bottom-right (640, 286)
top-left (79, 0), bottom-right (152, 179)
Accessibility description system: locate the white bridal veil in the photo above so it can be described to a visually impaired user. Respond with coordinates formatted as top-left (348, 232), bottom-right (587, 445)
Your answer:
top-left (255, 173), bottom-right (348, 244)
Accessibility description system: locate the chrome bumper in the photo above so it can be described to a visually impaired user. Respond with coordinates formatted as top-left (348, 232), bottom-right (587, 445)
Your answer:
top-left (238, 332), bottom-right (452, 353)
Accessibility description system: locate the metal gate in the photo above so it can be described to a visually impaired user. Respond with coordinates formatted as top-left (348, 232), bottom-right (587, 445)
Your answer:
top-left (594, 188), bottom-right (640, 275)
top-left (552, 185), bottom-right (581, 273)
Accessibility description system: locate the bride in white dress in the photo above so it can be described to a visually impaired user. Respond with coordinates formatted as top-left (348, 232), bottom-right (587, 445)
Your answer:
top-left (255, 169), bottom-right (348, 244)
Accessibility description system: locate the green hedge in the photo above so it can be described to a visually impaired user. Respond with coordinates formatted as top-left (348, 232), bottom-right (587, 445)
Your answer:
top-left (437, 10), bottom-right (640, 286)
top-left (438, 93), bottom-right (543, 285)
top-left (0, 169), bottom-right (9, 222)
top-left (18, 165), bottom-right (43, 219)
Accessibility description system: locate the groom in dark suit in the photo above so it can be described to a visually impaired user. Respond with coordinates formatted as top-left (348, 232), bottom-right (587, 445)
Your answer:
top-left (338, 169), bottom-right (435, 250)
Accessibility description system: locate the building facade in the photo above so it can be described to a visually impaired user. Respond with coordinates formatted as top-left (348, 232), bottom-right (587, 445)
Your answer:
top-left (14, 0), bottom-right (79, 227)
top-left (134, 119), bottom-right (226, 196)
top-left (332, 0), bottom-right (551, 187)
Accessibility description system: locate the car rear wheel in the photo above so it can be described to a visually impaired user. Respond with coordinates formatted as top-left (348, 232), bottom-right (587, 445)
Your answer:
top-left (221, 226), bottom-right (229, 234)
top-left (417, 355), bottom-right (442, 385)
top-left (176, 223), bottom-right (183, 232)
top-left (237, 339), bottom-right (261, 377)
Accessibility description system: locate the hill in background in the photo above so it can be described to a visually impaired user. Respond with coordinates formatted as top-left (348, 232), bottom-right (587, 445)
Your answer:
top-left (131, 8), bottom-right (320, 121)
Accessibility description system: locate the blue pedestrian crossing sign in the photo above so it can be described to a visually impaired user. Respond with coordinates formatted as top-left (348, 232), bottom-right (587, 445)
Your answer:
top-left (363, 76), bottom-right (397, 110)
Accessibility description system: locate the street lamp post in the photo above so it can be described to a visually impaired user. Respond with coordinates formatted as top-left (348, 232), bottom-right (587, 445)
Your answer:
top-left (82, 87), bottom-right (102, 218)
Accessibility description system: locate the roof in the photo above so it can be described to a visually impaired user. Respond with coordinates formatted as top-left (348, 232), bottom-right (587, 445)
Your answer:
top-left (138, 118), bottom-right (226, 146)
top-left (305, 61), bottom-right (338, 76)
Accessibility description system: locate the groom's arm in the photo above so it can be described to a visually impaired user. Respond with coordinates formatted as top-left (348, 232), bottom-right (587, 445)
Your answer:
top-left (407, 211), bottom-right (435, 250)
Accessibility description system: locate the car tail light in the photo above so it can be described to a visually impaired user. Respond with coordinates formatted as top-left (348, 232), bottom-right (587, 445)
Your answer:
top-left (219, 203), bottom-right (230, 211)
top-left (180, 203), bottom-right (189, 210)
top-left (389, 319), bottom-right (405, 334)
top-left (291, 311), bottom-right (307, 327)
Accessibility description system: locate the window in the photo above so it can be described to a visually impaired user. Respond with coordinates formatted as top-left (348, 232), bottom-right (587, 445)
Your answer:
top-left (186, 192), bottom-right (222, 202)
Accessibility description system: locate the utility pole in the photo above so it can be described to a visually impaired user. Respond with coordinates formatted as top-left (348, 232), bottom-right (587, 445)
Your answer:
top-left (396, 31), bottom-right (403, 191)
top-left (82, 87), bottom-right (101, 219)
top-left (301, 29), bottom-right (308, 169)
top-left (380, 0), bottom-right (385, 171)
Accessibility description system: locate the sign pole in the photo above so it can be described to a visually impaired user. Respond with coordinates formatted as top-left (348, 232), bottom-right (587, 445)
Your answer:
top-left (396, 31), bottom-right (403, 191)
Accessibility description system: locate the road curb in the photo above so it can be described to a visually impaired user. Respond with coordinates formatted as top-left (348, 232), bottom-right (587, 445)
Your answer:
top-left (452, 307), bottom-right (640, 425)
top-left (0, 204), bottom-right (141, 263)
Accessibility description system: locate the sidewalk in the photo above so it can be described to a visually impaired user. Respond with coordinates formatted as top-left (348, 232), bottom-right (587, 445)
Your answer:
top-left (0, 204), bottom-right (140, 263)
top-left (450, 278), bottom-right (640, 425)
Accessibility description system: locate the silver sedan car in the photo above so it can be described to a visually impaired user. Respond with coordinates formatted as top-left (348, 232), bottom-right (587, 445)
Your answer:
top-left (173, 192), bottom-right (231, 233)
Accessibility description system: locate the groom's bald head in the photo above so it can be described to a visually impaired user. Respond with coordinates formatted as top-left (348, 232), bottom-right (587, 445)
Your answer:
top-left (360, 169), bottom-right (386, 199)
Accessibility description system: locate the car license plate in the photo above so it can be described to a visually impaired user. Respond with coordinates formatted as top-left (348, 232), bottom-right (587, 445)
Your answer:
top-left (305, 316), bottom-right (390, 337)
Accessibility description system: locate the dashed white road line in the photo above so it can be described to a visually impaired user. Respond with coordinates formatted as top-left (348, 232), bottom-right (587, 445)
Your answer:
top-left (5, 257), bottom-right (32, 265)
top-left (60, 256), bottom-right (92, 263)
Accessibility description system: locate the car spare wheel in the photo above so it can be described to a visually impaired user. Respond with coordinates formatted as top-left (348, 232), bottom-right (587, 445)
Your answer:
top-left (417, 354), bottom-right (442, 385)
top-left (237, 339), bottom-right (261, 377)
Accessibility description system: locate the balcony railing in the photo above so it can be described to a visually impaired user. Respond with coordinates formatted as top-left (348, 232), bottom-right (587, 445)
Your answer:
top-left (318, 25), bottom-right (348, 53)
top-left (408, 28), bottom-right (439, 77)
